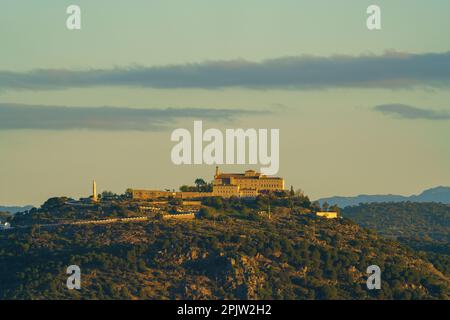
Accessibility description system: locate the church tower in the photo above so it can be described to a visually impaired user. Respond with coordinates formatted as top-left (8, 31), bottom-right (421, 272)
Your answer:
top-left (92, 179), bottom-right (98, 202)
top-left (215, 166), bottom-right (220, 178)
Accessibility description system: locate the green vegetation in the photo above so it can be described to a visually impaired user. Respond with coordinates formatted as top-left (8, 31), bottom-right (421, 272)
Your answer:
top-left (0, 211), bottom-right (12, 222)
top-left (0, 197), bottom-right (448, 300)
top-left (342, 202), bottom-right (450, 277)
top-left (12, 197), bottom-right (142, 226)
top-left (343, 202), bottom-right (450, 242)
top-left (180, 177), bottom-right (213, 192)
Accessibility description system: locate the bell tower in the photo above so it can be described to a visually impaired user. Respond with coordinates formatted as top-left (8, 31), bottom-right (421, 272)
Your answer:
top-left (215, 166), bottom-right (220, 178)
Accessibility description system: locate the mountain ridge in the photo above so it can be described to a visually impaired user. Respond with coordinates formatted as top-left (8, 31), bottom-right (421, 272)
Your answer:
top-left (0, 205), bottom-right (34, 214)
top-left (317, 186), bottom-right (450, 208)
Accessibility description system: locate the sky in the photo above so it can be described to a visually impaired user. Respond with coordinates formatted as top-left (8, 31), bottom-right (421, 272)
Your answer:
top-left (1, 0), bottom-right (449, 206)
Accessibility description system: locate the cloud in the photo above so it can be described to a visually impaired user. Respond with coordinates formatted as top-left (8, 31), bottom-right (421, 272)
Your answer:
top-left (1, 51), bottom-right (450, 91)
top-left (0, 103), bottom-right (266, 131)
top-left (373, 104), bottom-right (450, 120)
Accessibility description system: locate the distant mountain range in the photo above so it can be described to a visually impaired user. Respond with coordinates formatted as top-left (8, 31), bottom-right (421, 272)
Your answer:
top-left (0, 205), bottom-right (34, 214)
top-left (317, 186), bottom-right (450, 208)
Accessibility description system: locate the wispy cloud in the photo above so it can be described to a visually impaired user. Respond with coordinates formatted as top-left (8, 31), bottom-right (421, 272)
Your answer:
top-left (0, 103), bottom-right (266, 131)
top-left (1, 51), bottom-right (450, 91)
top-left (373, 104), bottom-right (450, 120)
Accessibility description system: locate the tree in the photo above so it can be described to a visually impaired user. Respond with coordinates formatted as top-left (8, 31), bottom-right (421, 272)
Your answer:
top-left (198, 207), bottom-right (214, 219)
top-left (0, 211), bottom-right (12, 222)
top-left (124, 188), bottom-right (133, 199)
top-left (101, 191), bottom-right (116, 199)
top-left (41, 197), bottom-right (69, 210)
top-left (330, 204), bottom-right (341, 215)
top-left (194, 178), bottom-right (207, 191)
top-left (318, 286), bottom-right (338, 299)
top-left (311, 201), bottom-right (321, 212)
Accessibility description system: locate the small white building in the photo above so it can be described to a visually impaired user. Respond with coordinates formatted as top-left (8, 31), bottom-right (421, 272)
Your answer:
top-left (316, 211), bottom-right (338, 219)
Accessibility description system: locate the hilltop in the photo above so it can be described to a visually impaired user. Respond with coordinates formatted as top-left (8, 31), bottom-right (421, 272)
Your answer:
top-left (317, 186), bottom-right (450, 208)
top-left (0, 195), bottom-right (448, 300)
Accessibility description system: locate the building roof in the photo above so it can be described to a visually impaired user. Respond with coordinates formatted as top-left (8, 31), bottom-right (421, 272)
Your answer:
top-left (214, 167), bottom-right (283, 180)
top-left (215, 173), bottom-right (282, 180)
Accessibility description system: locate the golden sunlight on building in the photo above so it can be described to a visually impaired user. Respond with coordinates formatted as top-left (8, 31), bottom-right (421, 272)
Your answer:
top-left (131, 167), bottom-right (285, 200)
top-left (212, 166), bottom-right (285, 198)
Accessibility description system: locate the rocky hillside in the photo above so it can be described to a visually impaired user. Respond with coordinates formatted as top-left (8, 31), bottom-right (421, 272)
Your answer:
top-left (342, 202), bottom-right (450, 277)
top-left (0, 206), bottom-right (448, 300)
